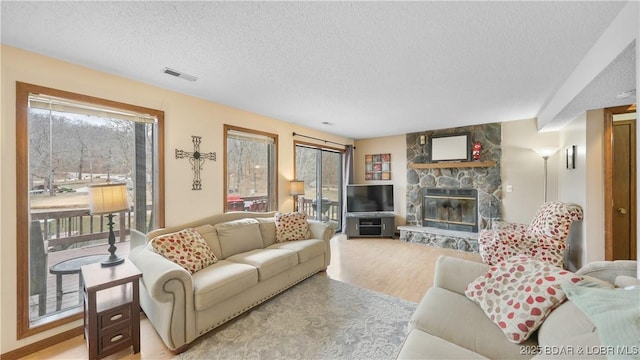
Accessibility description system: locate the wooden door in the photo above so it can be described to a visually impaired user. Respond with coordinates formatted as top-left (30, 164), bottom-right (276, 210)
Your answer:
top-left (612, 120), bottom-right (636, 260)
top-left (605, 104), bottom-right (637, 261)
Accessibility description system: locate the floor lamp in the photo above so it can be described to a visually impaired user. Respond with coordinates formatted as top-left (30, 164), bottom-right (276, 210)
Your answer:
top-left (533, 148), bottom-right (560, 203)
top-left (289, 180), bottom-right (305, 212)
top-left (88, 182), bottom-right (130, 267)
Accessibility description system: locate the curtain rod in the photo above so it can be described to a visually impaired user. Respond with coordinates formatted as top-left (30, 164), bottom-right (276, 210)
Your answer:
top-left (292, 132), bottom-right (354, 148)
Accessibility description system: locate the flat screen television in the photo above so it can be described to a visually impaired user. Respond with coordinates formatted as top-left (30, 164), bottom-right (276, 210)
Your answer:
top-left (346, 184), bottom-right (394, 213)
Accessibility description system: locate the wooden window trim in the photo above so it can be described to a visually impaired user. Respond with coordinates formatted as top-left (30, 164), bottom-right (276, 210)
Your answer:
top-left (16, 82), bottom-right (165, 338)
top-left (223, 124), bottom-right (279, 212)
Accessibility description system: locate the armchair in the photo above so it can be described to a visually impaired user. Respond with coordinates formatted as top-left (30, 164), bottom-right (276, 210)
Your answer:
top-left (478, 201), bottom-right (583, 268)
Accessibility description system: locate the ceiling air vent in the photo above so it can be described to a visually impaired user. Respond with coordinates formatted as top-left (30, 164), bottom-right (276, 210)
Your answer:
top-left (162, 67), bottom-right (198, 82)
top-left (616, 89), bottom-right (636, 99)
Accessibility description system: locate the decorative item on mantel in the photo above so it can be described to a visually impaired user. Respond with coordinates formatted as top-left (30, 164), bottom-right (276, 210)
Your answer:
top-left (472, 141), bottom-right (482, 161)
top-left (176, 136), bottom-right (216, 190)
top-left (429, 132), bottom-right (471, 162)
top-left (409, 133), bottom-right (495, 168)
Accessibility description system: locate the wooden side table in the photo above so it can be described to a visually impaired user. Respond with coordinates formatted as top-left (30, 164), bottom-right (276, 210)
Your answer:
top-left (81, 259), bottom-right (142, 360)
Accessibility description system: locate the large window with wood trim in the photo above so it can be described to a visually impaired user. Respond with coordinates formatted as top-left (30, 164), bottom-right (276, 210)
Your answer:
top-left (16, 82), bottom-right (164, 337)
top-left (224, 125), bottom-right (278, 212)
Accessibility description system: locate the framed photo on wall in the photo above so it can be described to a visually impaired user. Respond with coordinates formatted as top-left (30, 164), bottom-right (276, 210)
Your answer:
top-left (365, 153), bottom-right (391, 180)
top-left (429, 133), bottom-right (471, 162)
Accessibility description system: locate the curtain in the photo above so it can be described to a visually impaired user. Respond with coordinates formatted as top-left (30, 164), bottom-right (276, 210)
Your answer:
top-left (342, 145), bottom-right (355, 229)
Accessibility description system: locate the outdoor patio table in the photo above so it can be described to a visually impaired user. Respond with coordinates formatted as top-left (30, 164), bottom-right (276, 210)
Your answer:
top-left (49, 254), bottom-right (109, 311)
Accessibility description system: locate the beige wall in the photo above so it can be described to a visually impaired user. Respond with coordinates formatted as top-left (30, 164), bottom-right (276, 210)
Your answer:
top-left (353, 135), bottom-right (407, 226)
top-left (501, 119), bottom-right (560, 223)
top-left (558, 113), bottom-right (588, 270)
top-left (583, 110), bottom-right (606, 264)
top-left (0, 45), bottom-right (352, 353)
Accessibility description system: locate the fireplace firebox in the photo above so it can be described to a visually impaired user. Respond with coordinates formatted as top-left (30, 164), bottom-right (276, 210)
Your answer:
top-left (423, 188), bottom-right (478, 232)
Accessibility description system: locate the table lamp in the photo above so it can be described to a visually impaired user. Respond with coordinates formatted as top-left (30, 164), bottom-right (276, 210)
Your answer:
top-left (289, 180), bottom-right (304, 212)
top-left (88, 183), bottom-right (129, 266)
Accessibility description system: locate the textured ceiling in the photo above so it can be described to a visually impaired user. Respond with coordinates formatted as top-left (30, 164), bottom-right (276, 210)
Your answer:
top-left (547, 42), bottom-right (636, 131)
top-left (0, 1), bottom-right (632, 139)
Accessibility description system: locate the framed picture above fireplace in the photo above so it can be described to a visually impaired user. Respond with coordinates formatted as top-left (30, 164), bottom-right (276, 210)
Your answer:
top-left (429, 132), bottom-right (471, 162)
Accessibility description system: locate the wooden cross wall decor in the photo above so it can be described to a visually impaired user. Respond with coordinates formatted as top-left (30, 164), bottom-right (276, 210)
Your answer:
top-left (175, 136), bottom-right (216, 190)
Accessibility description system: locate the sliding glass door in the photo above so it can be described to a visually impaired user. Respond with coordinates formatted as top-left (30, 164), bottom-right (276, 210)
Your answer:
top-left (295, 143), bottom-right (343, 231)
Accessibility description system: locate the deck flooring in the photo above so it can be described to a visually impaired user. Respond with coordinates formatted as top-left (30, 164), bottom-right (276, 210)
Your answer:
top-left (29, 240), bottom-right (132, 320)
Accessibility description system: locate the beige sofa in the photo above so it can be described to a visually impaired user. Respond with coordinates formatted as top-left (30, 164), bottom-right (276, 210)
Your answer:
top-left (397, 256), bottom-right (638, 359)
top-left (129, 211), bottom-right (335, 353)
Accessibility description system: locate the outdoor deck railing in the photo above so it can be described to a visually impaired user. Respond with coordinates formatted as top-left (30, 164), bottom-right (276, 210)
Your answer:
top-left (227, 196), bottom-right (340, 222)
top-left (30, 208), bottom-right (133, 249)
top-left (31, 197), bottom-right (341, 250)
top-left (299, 199), bottom-right (340, 222)
top-left (27, 197), bottom-right (342, 319)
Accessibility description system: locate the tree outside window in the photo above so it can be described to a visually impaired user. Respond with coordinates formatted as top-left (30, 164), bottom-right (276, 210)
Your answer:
top-left (16, 83), bottom-right (164, 337)
top-left (224, 125), bottom-right (278, 212)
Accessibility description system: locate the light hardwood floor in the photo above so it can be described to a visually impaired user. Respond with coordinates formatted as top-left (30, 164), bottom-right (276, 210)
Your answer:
top-left (23, 235), bottom-right (481, 360)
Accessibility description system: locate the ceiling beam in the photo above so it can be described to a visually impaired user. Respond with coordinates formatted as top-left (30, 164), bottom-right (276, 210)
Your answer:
top-left (537, 1), bottom-right (639, 132)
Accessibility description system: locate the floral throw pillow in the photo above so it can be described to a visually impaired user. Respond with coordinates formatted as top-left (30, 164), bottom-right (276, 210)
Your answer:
top-left (528, 202), bottom-right (583, 244)
top-left (465, 255), bottom-right (583, 343)
top-left (275, 212), bottom-right (311, 242)
top-left (150, 228), bottom-right (218, 274)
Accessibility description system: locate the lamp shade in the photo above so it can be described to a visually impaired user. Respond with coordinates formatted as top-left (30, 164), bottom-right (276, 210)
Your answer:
top-left (532, 147), bottom-right (560, 158)
top-left (289, 180), bottom-right (305, 196)
top-left (88, 183), bottom-right (129, 214)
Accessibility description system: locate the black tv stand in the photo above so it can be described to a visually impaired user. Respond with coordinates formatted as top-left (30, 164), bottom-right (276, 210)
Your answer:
top-left (345, 213), bottom-right (395, 239)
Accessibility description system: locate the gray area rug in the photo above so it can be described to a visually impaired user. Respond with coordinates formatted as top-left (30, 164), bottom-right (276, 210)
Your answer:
top-left (180, 274), bottom-right (417, 360)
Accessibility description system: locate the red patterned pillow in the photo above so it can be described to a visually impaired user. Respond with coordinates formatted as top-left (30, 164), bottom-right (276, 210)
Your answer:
top-left (465, 255), bottom-right (583, 343)
top-left (275, 212), bottom-right (311, 242)
top-left (150, 228), bottom-right (218, 274)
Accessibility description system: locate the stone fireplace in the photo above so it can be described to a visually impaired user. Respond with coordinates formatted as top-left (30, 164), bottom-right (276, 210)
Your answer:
top-left (423, 188), bottom-right (478, 232)
top-left (399, 123), bottom-right (502, 253)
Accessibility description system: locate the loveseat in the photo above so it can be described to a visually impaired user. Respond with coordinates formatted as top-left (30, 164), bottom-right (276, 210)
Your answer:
top-left (397, 255), bottom-right (639, 359)
top-left (129, 211), bottom-right (335, 353)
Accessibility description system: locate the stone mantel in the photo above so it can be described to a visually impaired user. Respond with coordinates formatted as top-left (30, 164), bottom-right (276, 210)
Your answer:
top-left (408, 160), bottom-right (496, 169)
